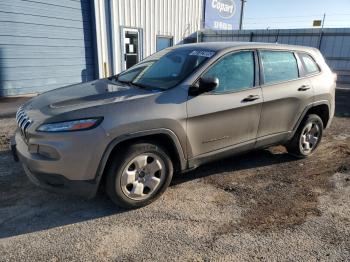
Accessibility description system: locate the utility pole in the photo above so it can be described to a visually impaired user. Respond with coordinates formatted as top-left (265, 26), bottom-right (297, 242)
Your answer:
top-left (318, 13), bottom-right (326, 49)
top-left (321, 13), bottom-right (326, 29)
top-left (239, 0), bottom-right (247, 30)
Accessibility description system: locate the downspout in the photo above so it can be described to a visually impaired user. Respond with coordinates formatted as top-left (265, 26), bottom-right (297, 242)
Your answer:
top-left (94, 0), bottom-right (110, 78)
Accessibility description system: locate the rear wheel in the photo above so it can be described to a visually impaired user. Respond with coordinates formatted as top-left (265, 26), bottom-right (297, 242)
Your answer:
top-left (105, 142), bottom-right (173, 208)
top-left (286, 114), bottom-right (323, 158)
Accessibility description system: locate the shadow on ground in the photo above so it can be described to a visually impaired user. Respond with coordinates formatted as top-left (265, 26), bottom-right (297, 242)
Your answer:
top-left (0, 150), bottom-right (123, 239)
top-left (172, 147), bottom-right (297, 186)
top-left (0, 147), bottom-right (297, 238)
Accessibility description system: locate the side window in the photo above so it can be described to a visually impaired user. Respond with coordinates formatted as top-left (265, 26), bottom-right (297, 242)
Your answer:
top-left (299, 53), bottom-right (320, 75)
top-left (203, 51), bottom-right (255, 93)
top-left (260, 51), bottom-right (299, 84)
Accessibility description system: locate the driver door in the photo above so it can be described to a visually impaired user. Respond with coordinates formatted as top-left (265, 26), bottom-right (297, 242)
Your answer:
top-left (186, 50), bottom-right (263, 157)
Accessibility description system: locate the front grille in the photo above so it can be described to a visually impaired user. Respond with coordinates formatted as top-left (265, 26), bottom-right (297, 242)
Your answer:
top-left (16, 106), bottom-right (33, 139)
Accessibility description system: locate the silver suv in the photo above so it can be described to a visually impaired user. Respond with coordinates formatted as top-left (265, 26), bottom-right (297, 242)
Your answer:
top-left (12, 42), bottom-right (336, 208)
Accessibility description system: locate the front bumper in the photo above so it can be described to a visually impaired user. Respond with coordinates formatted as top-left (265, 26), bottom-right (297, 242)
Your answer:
top-left (12, 129), bottom-right (106, 198)
top-left (21, 162), bottom-right (98, 198)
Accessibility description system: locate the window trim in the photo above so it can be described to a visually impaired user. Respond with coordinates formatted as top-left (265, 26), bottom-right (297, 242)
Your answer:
top-left (297, 52), bottom-right (322, 77)
top-left (258, 49), bottom-right (301, 86)
top-left (193, 49), bottom-right (260, 95)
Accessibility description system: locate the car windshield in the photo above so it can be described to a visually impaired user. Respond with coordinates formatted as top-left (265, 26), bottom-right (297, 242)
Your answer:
top-left (117, 48), bottom-right (216, 90)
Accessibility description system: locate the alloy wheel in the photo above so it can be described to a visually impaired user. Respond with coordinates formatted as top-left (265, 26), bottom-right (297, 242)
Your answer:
top-left (299, 121), bottom-right (320, 154)
top-left (119, 153), bottom-right (165, 200)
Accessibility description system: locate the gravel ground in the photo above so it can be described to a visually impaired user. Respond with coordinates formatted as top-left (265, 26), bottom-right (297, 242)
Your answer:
top-left (0, 90), bottom-right (349, 261)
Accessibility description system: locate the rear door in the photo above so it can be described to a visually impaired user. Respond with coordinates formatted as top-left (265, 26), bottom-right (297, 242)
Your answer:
top-left (256, 50), bottom-right (314, 146)
top-left (186, 50), bottom-right (263, 157)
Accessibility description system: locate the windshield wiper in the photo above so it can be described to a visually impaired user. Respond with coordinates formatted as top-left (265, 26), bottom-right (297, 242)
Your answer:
top-left (115, 79), bottom-right (132, 85)
top-left (108, 75), bottom-right (119, 81)
top-left (112, 77), bottom-right (161, 91)
top-left (132, 82), bottom-right (164, 91)
top-left (108, 75), bottom-right (132, 87)
top-left (114, 79), bottom-right (148, 90)
top-left (130, 82), bottom-right (148, 89)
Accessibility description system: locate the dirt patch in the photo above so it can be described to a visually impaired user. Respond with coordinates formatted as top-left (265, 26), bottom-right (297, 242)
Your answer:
top-left (203, 118), bottom-right (350, 232)
top-left (0, 118), bottom-right (17, 151)
top-left (0, 135), bottom-right (10, 150)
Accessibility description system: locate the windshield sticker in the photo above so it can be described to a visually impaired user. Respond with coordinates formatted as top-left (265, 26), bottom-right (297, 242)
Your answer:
top-left (189, 50), bottom-right (215, 58)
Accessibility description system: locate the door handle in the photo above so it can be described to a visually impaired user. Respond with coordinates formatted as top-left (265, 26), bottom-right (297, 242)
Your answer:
top-left (242, 95), bottom-right (260, 102)
top-left (298, 85), bottom-right (311, 91)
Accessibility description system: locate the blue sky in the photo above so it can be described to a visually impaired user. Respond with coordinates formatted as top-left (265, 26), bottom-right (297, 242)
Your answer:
top-left (243, 0), bottom-right (350, 29)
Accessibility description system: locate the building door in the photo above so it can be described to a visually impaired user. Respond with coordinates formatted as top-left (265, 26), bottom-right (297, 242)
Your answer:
top-left (121, 28), bottom-right (142, 70)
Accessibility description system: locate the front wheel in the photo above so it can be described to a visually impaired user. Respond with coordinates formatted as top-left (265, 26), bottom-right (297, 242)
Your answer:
top-left (105, 142), bottom-right (173, 208)
top-left (286, 114), bottom-right (323, 158)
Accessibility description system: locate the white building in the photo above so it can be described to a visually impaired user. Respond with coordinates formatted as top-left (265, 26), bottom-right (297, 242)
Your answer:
top-left (94, 0), bottom-right (204, 78)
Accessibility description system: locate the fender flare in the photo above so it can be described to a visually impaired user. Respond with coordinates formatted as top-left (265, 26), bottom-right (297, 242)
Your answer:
top-left (93, 128), bottom-right (187, 186)
top-left (291, 100), bottom-right (331, 138)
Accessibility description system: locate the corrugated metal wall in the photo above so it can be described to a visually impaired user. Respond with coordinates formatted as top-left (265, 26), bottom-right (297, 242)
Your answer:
top-left (199, 28), bottom-right (350, 84)
top-left (0, 0), bottom-right (96, 96)
top-left (109, 0), bottom-right (203, 74)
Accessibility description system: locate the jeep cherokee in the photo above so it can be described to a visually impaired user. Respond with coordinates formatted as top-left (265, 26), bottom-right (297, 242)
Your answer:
top-left (11, 42), bottom-right (335, 208)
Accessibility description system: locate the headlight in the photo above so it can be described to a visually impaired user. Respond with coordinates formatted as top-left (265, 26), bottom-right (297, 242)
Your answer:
top-left (37, 118), bottom-right (103, 132)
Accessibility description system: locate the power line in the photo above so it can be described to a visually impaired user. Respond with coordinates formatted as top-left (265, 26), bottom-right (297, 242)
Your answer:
top-left (245, 15), bottom-right (324, 20)
top-left (244, 19), bottom-right (350, 24)
top-left (324, 13), bottom-right (350, 16)
top-left (244, 13), bottom-right (350, 20)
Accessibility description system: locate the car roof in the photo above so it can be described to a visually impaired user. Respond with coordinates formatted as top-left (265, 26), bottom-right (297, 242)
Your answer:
top-left (171, 41), bottom-right (318, 53)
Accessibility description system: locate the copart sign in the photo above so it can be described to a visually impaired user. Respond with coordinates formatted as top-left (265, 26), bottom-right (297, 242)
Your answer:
top-left (205, 0), bottom-right (241, 30)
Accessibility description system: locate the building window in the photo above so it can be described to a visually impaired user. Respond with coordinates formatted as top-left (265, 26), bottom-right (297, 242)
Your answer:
top-left (156, 36), bottom-right (173, 52)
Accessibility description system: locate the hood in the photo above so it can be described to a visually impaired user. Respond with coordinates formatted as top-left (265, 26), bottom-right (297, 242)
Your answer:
top-left (25, 79), bottom-right (159, 114)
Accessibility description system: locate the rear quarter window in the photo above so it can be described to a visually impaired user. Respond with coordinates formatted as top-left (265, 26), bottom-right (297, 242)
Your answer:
top-left (299, 53), bottom-right (320, 75)
top-left (260, 51), bottom-right (299, 84)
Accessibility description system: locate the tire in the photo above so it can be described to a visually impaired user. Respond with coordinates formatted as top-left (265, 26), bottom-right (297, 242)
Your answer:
top-left (286, 114), bottom-right (323, 158)
top-left (105, 142), bottom-right (173, 208)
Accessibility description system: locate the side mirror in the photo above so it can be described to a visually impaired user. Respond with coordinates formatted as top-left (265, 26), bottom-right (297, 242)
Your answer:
top-left (189, 76), bottom-right (219, 96)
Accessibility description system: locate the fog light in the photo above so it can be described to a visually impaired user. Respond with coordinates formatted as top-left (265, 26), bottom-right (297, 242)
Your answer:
top-left (38, 145), bottom-right (60, 160)
top-left (28, 144), bottom-right (39, 154)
